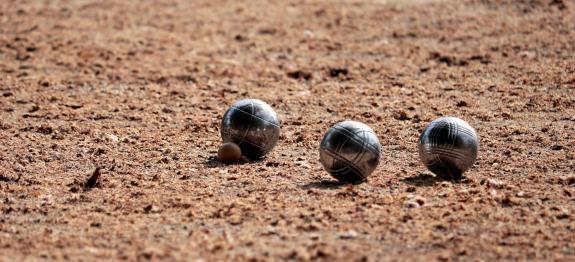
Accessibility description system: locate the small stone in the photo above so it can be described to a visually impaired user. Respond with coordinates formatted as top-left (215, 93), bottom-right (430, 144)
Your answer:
top-left (303, 30), bottom-right (314, 38)
top-left (262, 226), bottom-right (278, 236)
top-left (105, 133), bottom-right (119, 143)
top-left (516, 191), bottom-right (533, 198)
top-left (338, 230), bottom-right (358, 239)
top-left (439, 181), bottom-right (451, 188)
top-left (143, 204), bottom-right (161, 214)
top-left (404, 200), bottom-right (420, 208)
top-left (518, 51), bottom-right (536, 59)
top-left (228, 214), bottom-right (243, 225)
top-left (486, 178), bottom-right (506, 189)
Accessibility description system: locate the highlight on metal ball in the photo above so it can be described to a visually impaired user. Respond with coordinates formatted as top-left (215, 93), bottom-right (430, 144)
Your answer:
top-left (319, 120), bottom-right (381, 184)
top-left (418, 116), bottom-right (479, 180)
top-left (221, 98), bottom-right (280, 160)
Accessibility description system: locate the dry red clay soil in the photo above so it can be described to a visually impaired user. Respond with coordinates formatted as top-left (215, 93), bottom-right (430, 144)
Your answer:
top-left (1, 0), bottom-right (574, 260)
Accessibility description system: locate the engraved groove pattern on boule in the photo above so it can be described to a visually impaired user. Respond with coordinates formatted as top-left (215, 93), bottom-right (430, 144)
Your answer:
top-left (428, 148), bottom-right (466, 162)
top-left (319, 120), bottom-right (381, 183)
top-left (328, 127), bottom-right (377, 176)
top-left (418, 117), bottom-right (479, 179)
top-left (331, 125), bottom-right (380, 156)
top-left (230, 103), bottom-right (281, 128)
top-left (323, 149), bottom-right (365, 181)
top-left (322, 148), bottom-right (365, 182)
top-left (328, 127), bottom-right (378, 170)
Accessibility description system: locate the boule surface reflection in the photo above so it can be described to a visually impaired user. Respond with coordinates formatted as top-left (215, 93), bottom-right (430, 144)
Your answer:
top-left (319, 120), bottom-right (381, 183)
top-left (221, 99), bottom-right (280, 160)
top-left (418, 116), bottom-right (479, 179)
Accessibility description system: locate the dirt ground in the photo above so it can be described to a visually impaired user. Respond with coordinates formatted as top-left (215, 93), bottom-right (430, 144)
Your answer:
top-left (0, 0), bottom-right (574, 260)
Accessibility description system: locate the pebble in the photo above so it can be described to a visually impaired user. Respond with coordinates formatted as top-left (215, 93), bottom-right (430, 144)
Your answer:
top-left (486, 178), bottom-right (506, 189)
top-left (105, 133), bottom-right (119, 143)
top-left (516, 191), bottom-right (533, 198)
top-left (338, 230), bottom-right (358, 239)
top-left (404, 200), bottom-right (420, 209)
top-left (518, 51), bottom-right (536, 59)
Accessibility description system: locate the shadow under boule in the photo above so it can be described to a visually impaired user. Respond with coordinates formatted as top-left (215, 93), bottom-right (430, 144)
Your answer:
top-left (401, 172), bottom-right (472, 187)
top-left (202, 155), bottom-right (265, 168)
top-left (300, 179), bottom-right (348, 190)
top-left (401, 173), bottom-right (443, 187)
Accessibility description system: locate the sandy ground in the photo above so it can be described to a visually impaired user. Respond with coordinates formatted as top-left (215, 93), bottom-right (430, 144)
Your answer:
top-left (0, 0), bottom-right (574, 260)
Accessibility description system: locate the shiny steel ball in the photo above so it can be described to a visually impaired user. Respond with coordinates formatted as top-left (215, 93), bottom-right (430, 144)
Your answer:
top-left (319, 120), bottom-right (381, 183)
top-left (418, 117), bottom-right (479, 180)
top-left (221, 99), bottom-right (280, 160)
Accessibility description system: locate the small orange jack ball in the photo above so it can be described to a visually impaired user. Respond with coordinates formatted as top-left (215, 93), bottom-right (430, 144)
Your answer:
top-left (218, 142), bottom-right (242, 164)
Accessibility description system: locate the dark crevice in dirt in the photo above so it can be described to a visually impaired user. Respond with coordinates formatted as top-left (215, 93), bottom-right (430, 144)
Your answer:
top-left (287, 70), bottom-right (312, 81)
